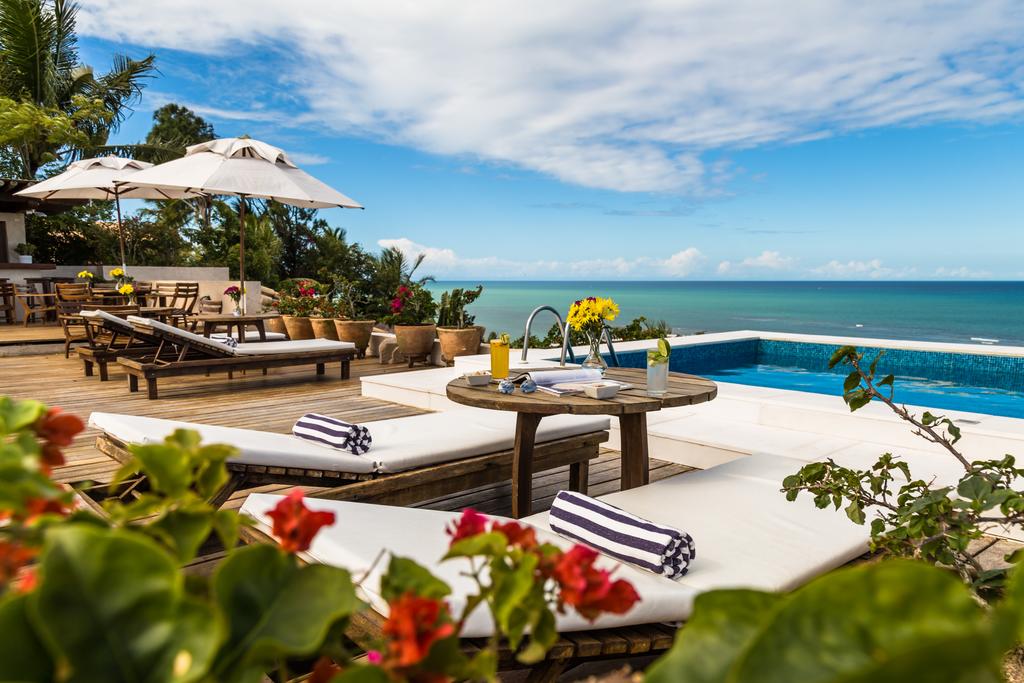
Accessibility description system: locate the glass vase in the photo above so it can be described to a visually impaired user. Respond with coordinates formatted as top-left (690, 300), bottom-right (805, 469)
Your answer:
top-left (646, 353), bottom-right (669, 397)
top-left (582, 331), bottom-right (608, 373)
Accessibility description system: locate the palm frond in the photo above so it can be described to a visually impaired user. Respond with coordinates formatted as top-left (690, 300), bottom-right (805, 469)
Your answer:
top-left (86, 53), bottom-right (156, 131)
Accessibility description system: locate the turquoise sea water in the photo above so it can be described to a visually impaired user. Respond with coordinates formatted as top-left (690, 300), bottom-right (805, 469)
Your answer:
top-left (427, 281), bottom-right (1024, 347)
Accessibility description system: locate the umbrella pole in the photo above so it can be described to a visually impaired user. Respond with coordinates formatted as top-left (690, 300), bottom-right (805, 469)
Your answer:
top-left (239, 196), bottom-right (247, 313)
top-left (114, 192), bottom-right (127, 272)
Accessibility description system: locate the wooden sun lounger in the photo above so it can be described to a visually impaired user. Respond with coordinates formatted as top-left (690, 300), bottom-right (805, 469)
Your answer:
top-left (90, 427), bottom-right (606, 509)
top-left (77, 311), bottom-right (166, 381)
top-left (118, 318), bottom-right (356, 399)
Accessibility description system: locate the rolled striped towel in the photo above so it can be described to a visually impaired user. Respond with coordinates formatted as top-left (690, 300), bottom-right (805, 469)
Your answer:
top-left (549, 490), bottom-right (695, 579)
top-left (292, 413), bottom-right (372, 455)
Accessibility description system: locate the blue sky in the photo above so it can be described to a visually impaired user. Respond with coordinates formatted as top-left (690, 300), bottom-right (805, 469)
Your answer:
top-left (77, 1), bottom-right (1024, 280)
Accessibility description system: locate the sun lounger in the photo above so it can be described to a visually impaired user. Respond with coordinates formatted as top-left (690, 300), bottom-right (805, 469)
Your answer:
top-left (117, 316), bottom-right (357, 398)
top-left (77, 309), bottom-right (167, 381)
top-left (238, 453), bottom-right (870, 681)
top-left (87, 410), bottom-right (609, 507)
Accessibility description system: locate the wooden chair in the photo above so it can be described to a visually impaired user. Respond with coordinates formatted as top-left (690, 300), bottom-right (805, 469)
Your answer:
top-left (55, 282), bottom-right (93, 302)
top-left (15, 284), bottom-right (56, 326)
top-left (56, 301), bottom-right (92, 358)
top-left (154, 282), bottom-right (199, 328)
top-left (0, 282), bottom-right (15, 325)
top-left (117, 316), bottom-right (357, 399)
top-left (77, 306), bottom-right (171, 381)
top-left (197, 295), bottom-right (223, 314)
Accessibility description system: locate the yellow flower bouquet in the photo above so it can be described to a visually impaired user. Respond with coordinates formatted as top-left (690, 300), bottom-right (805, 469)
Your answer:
top-left (567, 296), bottom-right (620, 371)
top-left (76, 270), bottom-right (93, 279)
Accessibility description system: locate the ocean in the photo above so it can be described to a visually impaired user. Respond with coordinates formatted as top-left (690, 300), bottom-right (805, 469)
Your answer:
top-left (426, 281), bottom-right (1024, 348)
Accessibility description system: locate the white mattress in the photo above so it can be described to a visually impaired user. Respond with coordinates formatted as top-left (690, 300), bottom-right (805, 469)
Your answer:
top-left (240, 453), bottom-right (870, 636)
top-left (88, 410), bottom-right (610, 475)
top-left (212, 331), bottom-right (288, 343)
top-left (126, 316), bottom-right (354, 356)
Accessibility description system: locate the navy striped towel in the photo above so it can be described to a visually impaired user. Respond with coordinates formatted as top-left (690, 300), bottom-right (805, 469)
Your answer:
top-left (549, 490), bottom-right (695, 579)
top-left (292, 413), bottom-right (372, 455)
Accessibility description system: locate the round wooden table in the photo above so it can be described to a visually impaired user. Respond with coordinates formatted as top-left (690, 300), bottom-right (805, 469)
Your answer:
top-left (446, 366), bottom-right (717, 517)
top-left (196, 312), bottom-right (280, 342)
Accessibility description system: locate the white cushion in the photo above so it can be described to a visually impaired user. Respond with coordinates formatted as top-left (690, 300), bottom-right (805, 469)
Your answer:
top-left (128, 315), bottom-right (232, 355)
top-left (240, 453), bottom-right (869, 636)
top-left (88, 412), bottom-right (375, 474)
top-left (212, 331), bottom-right (288, 343)
top-left (367, 410), bottom-right (611, 473)
top-left (232, 338), bottom-right (355, 355)
top-left (88, 410), bottom-right (610, 475)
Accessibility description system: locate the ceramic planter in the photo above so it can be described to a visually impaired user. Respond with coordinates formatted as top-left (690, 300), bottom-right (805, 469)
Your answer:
top-left (265, 315), bottom-right (287, 335)
top-left (334, 319), bottom-right (376, 358)
top-left (394, 323), bottom-right (437, 364)
top-left (437, 326), bottom-right (483, 365)
top-left (17, 255), bottom-right (32, 264)
top-left (310, 317), bottom-right (340, 340)
top-left (281, 315), bottom-right (315, 340)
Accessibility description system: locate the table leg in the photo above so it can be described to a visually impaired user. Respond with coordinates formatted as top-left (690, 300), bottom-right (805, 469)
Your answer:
top-left (256, 320), bottom-right (266, 342)
top-left (618, 412), bottom-right (650, 490)
top-left (203, 322), bottom-right (213, 338)
top-left (512, 413), bottom-right (542, 518)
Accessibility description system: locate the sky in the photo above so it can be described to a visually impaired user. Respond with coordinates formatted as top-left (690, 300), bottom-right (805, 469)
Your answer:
top-left (76, 0), bottom-right (1024, 280)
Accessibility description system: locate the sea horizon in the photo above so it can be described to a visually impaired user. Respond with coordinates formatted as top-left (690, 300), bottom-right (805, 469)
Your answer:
top-left (427, 280), bottom-right (1024, 348)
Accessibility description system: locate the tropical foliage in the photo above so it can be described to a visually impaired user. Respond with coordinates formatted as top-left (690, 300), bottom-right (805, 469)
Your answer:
top-left (436, 285), bottom-right (483, 329)
top-left (783, 346), bottom-right (1024, 593)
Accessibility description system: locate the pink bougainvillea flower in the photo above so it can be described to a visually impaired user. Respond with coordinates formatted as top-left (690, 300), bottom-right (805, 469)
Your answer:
top-left (266, 490), bottom-right (336, 553)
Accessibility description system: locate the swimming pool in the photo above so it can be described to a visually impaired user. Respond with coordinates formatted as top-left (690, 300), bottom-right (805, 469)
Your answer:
top-left (607, 339), bottom-right (1024, 419)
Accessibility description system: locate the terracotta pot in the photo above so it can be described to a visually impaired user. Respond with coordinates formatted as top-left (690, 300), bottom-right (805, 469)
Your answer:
top-left (335, 319), bottom-right (376, 358)
top-left (265, 315), bottom-right (287, 335)
top-left (310, 317), bottom-right (340, 340)
top-left (394, 323), bottom-right (436, 365)
top-left (437, 326), bottom-right (483, 365)
top-left (281, 315), bottom-right (315, 340)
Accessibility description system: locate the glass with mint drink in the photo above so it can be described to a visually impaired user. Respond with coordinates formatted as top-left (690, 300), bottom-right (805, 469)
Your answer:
top-left (646, 338), bottom-right (671, 397)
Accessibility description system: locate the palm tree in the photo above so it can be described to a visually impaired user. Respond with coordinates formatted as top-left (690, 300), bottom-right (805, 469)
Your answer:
top-left (0, 0), bottom-right (156, 176)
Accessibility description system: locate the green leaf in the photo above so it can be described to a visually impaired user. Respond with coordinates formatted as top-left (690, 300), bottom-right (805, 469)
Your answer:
top-left (728, 560), bottom-right (997, 683)
top-left (956, 475), bottom-right (992, 503)
top-left (0, 397), bottom-right (45, 435)
top-left (128, 443), bottom-right (193, 498)
top-left (843, 371), bottom-right (861, 393)
top-left (31, 524), bottom-right (223, 683)
top-left (211, 544), bottom-right (358, 677)
top-left (380, 556), bottom-right (451, 602)
top-left (443, 531), bottom-right (508, 560)
top-left (0, 593), bottom-right (54, 682)
top-left (333, 664), bottom-right (392, 683)
top-left (147, 507), bottom-right (216, 563)
top-left (828, 346), bottom-right (856, 369)
top-left (646, 590), bottom-right (781, 683)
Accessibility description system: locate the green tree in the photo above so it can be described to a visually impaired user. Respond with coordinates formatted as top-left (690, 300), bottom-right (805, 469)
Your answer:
top-left (25, 201), bottom-right (113, 264)
top-left (144, 103), bottom-right (214, 153)
top-left (228, 214), bottom-right (282, 286)
top-left (0, 0), bottom-right (156, 176)
top-left (266, 203), bottom-right (321, 278)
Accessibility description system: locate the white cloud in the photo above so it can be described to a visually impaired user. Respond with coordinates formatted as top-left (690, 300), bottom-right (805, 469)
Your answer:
top-left (740, 250), bottom-right (794, 270)
top-left (79, 0), bottom-right (1024, 193)
top-left (934, 266), bottom-right (992, 279)
top-left (376, 237), bottom-right (704, 278)
top-left (810, 258), bottom-right (914, 279)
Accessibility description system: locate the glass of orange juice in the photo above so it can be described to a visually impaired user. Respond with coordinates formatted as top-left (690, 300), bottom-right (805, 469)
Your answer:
top-left (490, 335), bottom-right (510, 379)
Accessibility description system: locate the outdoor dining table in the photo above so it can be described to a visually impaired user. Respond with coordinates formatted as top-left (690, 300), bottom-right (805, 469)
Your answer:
top-left (446, 366), bottom-right (718, 518)
top-left (196, 312), bottom-right (280, 342)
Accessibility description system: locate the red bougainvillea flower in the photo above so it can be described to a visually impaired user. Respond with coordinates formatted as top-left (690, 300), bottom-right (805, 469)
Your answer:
top-left (308, 656), bottom-right (342, 683)
top-left (383, 592), bottom-right (456, 669)
top-left (390, 298), bottom-right (404, 313)
top-left (552, 545), bottom-right (640, 620)
top-left (39, 443), bottom-right (65, 472)
top-left (490, 520), bottom-right (537, 550)
top-left (14, 567), bottom-right (37, 594)
top-left (397, 285), bottom-right (411, 296)
top-left (266, 490), bottom-right (336, 553)
top-left (0, 540), bottom-right (37, 585)
top-left (34, 407), bottom-right (84, 447)
top-left (446, 508), bottom-right (489, 545)
top-left (22, 496), bottom-right (70, 522)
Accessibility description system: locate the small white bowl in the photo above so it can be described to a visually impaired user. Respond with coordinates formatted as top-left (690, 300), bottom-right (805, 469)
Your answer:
top-left (464, 372), bottom-right (492, 386)
top-left (583, 382), bottom-right (620, 399)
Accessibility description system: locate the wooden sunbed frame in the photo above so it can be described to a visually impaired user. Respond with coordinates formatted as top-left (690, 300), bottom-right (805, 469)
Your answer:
top-left (239, 516), bottom-right (673, 683)
top-left (91, 427), bottom-right (607, 509)
top-left (116, 321), bottom-right (356, 399)
top-left (77, 315), bottom-right (167, 381)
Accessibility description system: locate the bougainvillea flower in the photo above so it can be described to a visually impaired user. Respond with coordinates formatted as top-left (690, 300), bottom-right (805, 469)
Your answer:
top-left (446, 508), bottom-right (489, 545)
top-left (39, 443), bottom-right (65, 472)
top-left (552, 545), bottom-right (640, 620)
top-left (0, 540), bottom-right (37, 585)
top-left (308, 657), bottom-right (342, 683)
top-left (34, 408), bottom-right (84, 447)
top-left (22, 496), bottom-right (70, 522)
top-left (266, 490), bottom-right (336, 553)
top-left (490, 520), bottom-right (537, 550)
top-left (383, 592), bottom-right (456, 668)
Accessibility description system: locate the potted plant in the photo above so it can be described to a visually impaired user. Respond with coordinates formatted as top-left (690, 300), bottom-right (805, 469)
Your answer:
top-left (333, 279), bottom-right (376, 358)
top-left (382, 283), bottom-right (437, 365)
top-left (277, 279), bottom-right (318, 340)
top-left (14, 243), bottom-right (35, 264)
top-left (436, 285), bottom-right (484, 364)
top-left (310, 298), bottom-right (340, 340)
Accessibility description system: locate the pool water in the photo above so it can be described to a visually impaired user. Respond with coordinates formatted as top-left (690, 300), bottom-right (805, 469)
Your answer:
top-left (608, 340), bottom-right (1024, 419)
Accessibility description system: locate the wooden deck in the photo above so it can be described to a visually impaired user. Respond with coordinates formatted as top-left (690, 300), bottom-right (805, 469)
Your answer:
top-left (0, 350), bottom-right (689, 514)
top-left (0, 322), bottom-right (64, 345)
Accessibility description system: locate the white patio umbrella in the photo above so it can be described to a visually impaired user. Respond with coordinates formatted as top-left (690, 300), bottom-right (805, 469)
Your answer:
top-left (121, 137), bottom-right (363, 310)
top-left (15, 156), bottom-right (199, 271)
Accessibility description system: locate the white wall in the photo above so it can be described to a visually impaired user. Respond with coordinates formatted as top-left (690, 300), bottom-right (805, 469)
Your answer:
top-left (0, 212), bottom-right (26, 262)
